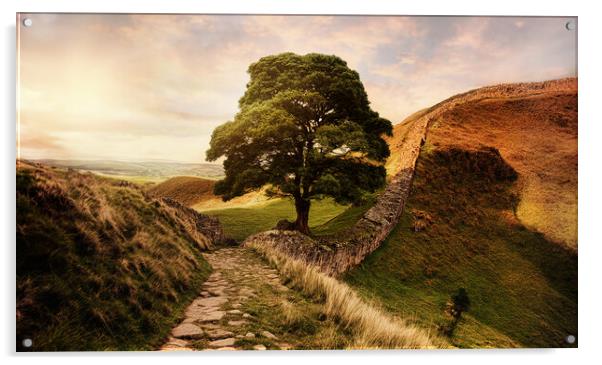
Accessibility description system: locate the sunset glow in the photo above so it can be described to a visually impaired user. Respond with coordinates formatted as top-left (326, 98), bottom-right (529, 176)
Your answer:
top-left (17, 14), bottom-right (577, 163)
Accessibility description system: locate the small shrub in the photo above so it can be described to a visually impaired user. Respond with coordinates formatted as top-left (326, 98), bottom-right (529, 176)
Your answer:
top-left (440, 288), bottom-right (471, 337)
top-left (411, 209), bottom-right (433, 232)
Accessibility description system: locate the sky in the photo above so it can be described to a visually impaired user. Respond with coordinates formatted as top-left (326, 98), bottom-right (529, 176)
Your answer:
top-left (17, 14), bottom-right (577, 163)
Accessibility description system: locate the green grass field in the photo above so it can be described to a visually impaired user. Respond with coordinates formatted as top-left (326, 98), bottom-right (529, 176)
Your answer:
top-left (310, 197), bottom-right (375, 237)
top-left (342, 146), bottom-right (577, 348)
top-left (200, 198), bottom-right (349, 242)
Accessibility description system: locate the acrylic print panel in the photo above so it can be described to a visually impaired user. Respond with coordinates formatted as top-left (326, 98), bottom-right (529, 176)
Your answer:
top-left (16, 13), bottom-right (577, 351)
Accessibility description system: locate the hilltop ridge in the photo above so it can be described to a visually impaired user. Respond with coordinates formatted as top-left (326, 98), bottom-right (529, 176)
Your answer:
top-left (387, 78), bottom-right (577, 247)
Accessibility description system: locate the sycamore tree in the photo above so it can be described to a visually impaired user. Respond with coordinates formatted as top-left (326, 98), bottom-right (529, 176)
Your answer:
top-left (206, 53), bottom-right (392, 235)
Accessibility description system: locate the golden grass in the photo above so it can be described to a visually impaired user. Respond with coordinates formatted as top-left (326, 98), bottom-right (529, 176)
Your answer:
top-left (192, 188), bottom-right (271, 211)
top-left (246, 241), bottom-right (439, 349)
top-left (427, 92), bottom-right (577, 248)
top-left (280, 299), bottom-right (306, 327)
top-left (385, 79), bottom-right (577, 248)
top-left (148, 176), bottom-right (216, 206)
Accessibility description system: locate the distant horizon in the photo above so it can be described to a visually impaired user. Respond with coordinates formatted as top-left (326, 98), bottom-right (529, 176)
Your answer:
top-left (18, 14), bottom-right (577, 163)
top-left (25, 157), bottom-right (224, 165)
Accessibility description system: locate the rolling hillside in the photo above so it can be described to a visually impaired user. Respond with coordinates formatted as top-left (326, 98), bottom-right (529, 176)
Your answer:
top-left (148, 176), bottom-right (216, 206)
top-left (148, 175), bottom-right (274, 212)
top-left (427, 87), bottom-right (577, 248)
top-left (387, 78), bottom-right (577, 248)
top-left (16, 161), bottom-right (222, 351)
top-left (311, 79), bottom-right (578, 347)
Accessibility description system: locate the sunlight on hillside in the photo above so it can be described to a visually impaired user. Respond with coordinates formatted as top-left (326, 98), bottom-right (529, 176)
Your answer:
top-left (427, 90), bottom-right (577, 248)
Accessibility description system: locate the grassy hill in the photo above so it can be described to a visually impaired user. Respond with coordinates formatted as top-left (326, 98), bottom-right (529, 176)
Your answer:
top-left (148, 176), bottom-right (216, 206)
top-left (16, 161), bottom-right (216, 351)
top-left (427, 87), bottom-right (577, 248)
top-left (314, 79), bottom-right (577, 348)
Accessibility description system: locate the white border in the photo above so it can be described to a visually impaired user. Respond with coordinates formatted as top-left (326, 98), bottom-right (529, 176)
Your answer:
top-left (2, 1), bottom-right (601, 365)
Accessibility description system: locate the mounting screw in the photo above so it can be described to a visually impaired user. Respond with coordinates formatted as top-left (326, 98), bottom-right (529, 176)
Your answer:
top-left (565, 20), bottom-right (576, 31)
top-left (22, 18), bottom-right (33, 27)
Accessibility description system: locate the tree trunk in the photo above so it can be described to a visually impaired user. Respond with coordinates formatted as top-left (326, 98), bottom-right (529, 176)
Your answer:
top-left (294, 198), bottom-right (311, 235)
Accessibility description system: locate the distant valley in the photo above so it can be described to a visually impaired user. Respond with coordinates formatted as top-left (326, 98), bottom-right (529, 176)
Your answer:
top-left (31, 159), bottom-right (225, 183)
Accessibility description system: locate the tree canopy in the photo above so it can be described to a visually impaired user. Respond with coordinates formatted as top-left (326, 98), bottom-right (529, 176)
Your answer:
top-left (206, 52), bottom-right (393, 234)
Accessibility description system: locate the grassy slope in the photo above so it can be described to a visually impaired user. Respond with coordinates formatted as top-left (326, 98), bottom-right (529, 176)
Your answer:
top-left (192, 189), bottom-right (271, 211)
top-left (312, 81), bottom-right (578, 348)
top-left (311, 196), bottom-right (375, 237)
top-left (16, 162), bottom-right (213, 351)
top-left (343, 148), bottom-right (577, 348)
top-left (337, 146), bottom-right (577, 347)
top-left (246, 243), bottom-right (437, 349)
top-left (148, 176), bottom-right (216, 206)
top-left (201, 198), bottom-right (348, 242)
top-left (428, 92), bottom-right (578, 248)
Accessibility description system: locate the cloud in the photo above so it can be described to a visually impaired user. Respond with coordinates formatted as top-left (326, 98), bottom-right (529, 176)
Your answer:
top-left (18, 14), bottom-right (576, 163)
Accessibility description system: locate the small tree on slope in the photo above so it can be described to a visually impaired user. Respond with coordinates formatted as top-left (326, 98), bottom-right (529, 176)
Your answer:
top-left (441, 288), bottom-right (471, 337)
top-left (206, 53), bottom-right (392, 235)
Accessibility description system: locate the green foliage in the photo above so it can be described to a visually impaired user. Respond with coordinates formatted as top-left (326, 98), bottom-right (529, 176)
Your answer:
top-left (206, 53), bottom-right (392, 232)
top-left (344, 147), bottom-right (577, 348)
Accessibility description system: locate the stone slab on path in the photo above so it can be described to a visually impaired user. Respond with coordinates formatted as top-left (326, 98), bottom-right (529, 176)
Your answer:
top-left (194, 296), bottom-right (228, 307)
top-left (207, 329), bottom-right (234, 340)
top-left (172, 323), bottom-right (204, 339)
top-left (209, 337), bottom-right (236, 347)
top-left (198, 310), bottom-right (226, 322)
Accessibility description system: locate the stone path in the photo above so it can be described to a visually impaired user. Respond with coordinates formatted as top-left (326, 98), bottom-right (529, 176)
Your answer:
top-left (160, 247), bottom-right (292, 351)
